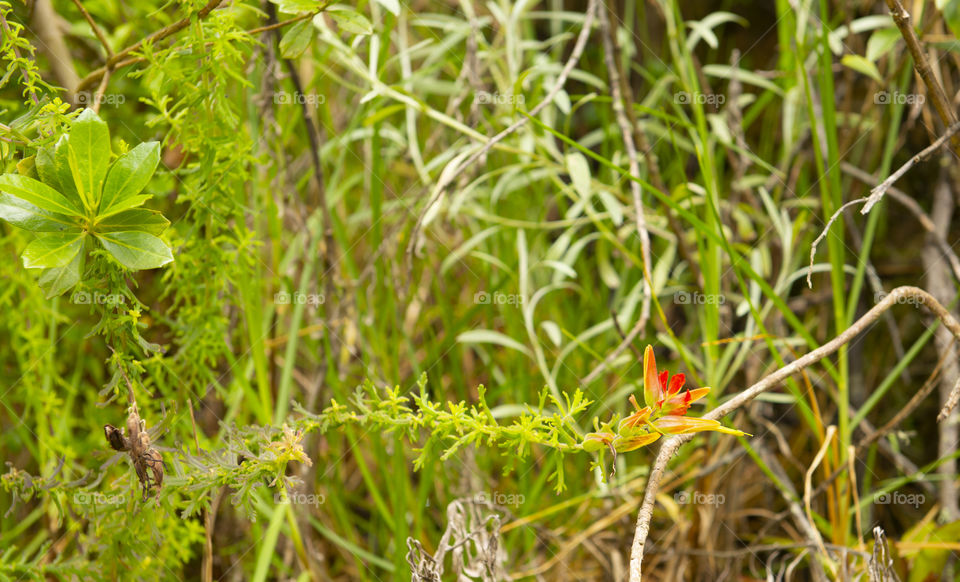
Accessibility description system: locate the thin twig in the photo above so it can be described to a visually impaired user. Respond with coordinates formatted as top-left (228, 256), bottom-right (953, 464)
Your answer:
top-left (808, 122), bottom-right (960, 287)
top-left (861, 121), bottom-right (960, 214)
top-left (75, 0), bottom-right (223, 92)
top-left (70, 0), bottom-right (114, 59)
top-left (628, 286), bottom-right (960, 581)
top-left (597, 3), bottom-right (652, 340)
top-left (884, 0), bottom-right (960, 155)
top-left (841, 162), bottom-right (960, 283)
top-left (405, 0), bottom-right (597, 262)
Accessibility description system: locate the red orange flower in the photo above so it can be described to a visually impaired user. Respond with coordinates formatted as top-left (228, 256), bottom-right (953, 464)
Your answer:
top-left (581, 345), bottom-right (748, 456)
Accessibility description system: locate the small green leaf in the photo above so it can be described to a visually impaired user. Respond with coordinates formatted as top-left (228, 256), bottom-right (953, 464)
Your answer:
top-left (100, 141), bottom-right (160, 215)
top-left (95, 209), bottom-right (170, 236)
top-left (456, 329), bottom-right (532, 357)
top-left (270, 0), bottom-right (322, 14)
top-left (0, 174), bottom-right (83, 216)
top-left (66, 108), bottom-right (111, 210)
top-left (865, 28), bottom-right (901, 62)
top-left (320, 6), bottom-right (373, 35)
top-left (372, 0), bottom-right (400, 15)
top-left (0, 193), bottom-right (81, 232)
top-left (54, 135), bottom-right (83, 206)
top-left (565, 152), bottom-right (591, 200)
top-left (36, 145), bottom-right (61, 191)
top-left (39, 250), bottom-right (83, 298)
top-left (280, 20), bottom-right (313, 59)
top-left (21, 232), bottom-right (84, 269)
top-left (96, 231), bottom-right (173, 270)
top-left (97, 195), bottom-right (151, 218)
top-left (841, 54), bottom-right (882, 83)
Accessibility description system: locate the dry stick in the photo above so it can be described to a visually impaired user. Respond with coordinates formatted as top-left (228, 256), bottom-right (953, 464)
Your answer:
top-left (884, 0), bottom-right (960, 156)
top-left (597, 4), bottom-right (652, 344)
top-left (405, 0), bottom-right (597, 261)
top-left (70, 0), bottom-right (114, 59)
top-left (803, 425), bottom-right (836, 569)
top-left (628, 286), bottom-right (960, 582)
top-left (807, 122), bottom-right (960, 288)
top-left (841, 162), bottom-right (960, 283)
top-left (861, 121), bottom-right (960, 214)
top-left (75, 0), bottom-right (223, 92)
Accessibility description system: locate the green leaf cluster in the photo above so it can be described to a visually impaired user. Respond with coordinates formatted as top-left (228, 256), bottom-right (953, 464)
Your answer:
top-left (0, 109), bottom-right (173, 297)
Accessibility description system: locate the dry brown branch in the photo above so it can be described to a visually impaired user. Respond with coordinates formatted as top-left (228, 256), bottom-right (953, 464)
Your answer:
top-left (629, 286), bottom-right (960, 581)
top-left (75, 0), bottom-right (223, 92)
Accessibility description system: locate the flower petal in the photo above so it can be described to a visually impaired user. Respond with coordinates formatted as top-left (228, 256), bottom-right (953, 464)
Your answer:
top-left (618, 401), bottom-right (653, 435)
top-left (654, 415), bottom-right (749, 436)
top-left (613, 432), bottom-right (661, 452)
top-left (667, 372), bottom-right (685, 398)
top-left (643, 345), bottom-right (661, 407)
top-left (661, 387), bottom-right (711, 416)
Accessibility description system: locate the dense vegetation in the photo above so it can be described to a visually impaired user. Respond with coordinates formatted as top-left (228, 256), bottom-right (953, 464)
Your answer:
top-left (1, 0), bottom-right (959, 580)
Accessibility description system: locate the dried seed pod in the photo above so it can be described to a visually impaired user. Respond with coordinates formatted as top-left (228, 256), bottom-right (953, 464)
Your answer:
top-left (104, 424), bottom-right (128, 452)
top-left (106, 408), bottom-right (165, 501)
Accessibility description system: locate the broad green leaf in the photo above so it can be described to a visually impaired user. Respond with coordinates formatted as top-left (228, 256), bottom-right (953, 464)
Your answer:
top-left (270, 0), bottom-right (322, 14)
top-left (21, 232), bottom-right (84, 269)
top-left (841, 54), bottom-right (882, 83)
top-left (54, 135), bottom-right (83, 206)
top-left (0, 174), bottom-right (83, 216)
top-left (321, 6), bottom-right (373, 35)
top-left (456, 329), bottom-right (532, 357)
top-left (100, 141), bottom-right (160, 215)
top-left (97, 195), bottom-right (151, 218)
top-left (938, 0), bottom-right (960, 41)
top-left (865, 28), bottom-right (901, 62)
top-left (36, 145), bottom-right (61, 191)
top-left (95, 208), bottom-right (170, 236)
top-left (16, 155), bottom-right (36, 178)
top-left (280, 20), bottom-right (313, 58)
top-left (96, 231), bottom-right (173, 270)
top-left (565, 152), bottom-right (591, 200)
top-left (0, 193), bottom-right (81, 232)
top-left (373, 0), bottom-right (400, 15)
top-left (66, 108), bottom-right (111, 210)
top-left (39, 250), bottom-right (83, 298)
